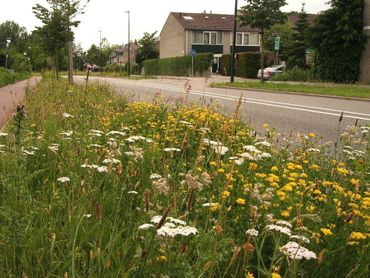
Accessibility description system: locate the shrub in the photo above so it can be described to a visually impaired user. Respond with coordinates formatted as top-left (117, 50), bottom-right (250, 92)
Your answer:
top-left (143, 53), bottom-right (213, 77)
top-left (220, 52), bottom-right (275, 78)
top-left (270, 66), bottom-right (319, 82)
top-left (0, 67), bottom-right (29, 87)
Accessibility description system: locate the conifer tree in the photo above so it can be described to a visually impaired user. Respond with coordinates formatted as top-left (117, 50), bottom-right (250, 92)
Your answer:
top-left (287, 3), bottom-right (309, 69)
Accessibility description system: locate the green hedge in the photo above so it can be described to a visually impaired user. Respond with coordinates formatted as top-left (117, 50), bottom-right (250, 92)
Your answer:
top-left (220, 52), bottom-right (275, 78)
top-left (0, 67), bottom-right (29, 87)
top-left (143, 53), bottom-right (213, 76)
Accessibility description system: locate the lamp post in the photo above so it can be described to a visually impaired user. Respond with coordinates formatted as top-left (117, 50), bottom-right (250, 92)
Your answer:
top-left (5, 38), bottom-right (11, 69)
top-left (230, 0), bottom-right (238, 83)
top-left (125, 10), bottom-right (131, 77)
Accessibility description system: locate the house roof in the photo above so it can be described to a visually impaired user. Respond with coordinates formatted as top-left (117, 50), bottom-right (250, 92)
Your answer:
top-left (170, 12), bottom-right (258, 32)
top-left (287, 12), bottom-right (318, 26)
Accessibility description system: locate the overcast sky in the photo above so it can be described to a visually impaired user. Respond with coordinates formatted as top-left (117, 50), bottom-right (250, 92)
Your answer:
top-left (1, 0), bottom-right (329, 49)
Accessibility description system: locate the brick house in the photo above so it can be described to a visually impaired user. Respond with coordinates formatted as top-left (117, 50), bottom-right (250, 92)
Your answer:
top-left (160, 12), bottom-right (261, 73)
top-left (360, 0), bottom-right (370, 83)
top-left (108, 43), bottom-right (140, 65)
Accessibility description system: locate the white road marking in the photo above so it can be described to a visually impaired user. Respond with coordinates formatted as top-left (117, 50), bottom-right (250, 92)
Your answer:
top-left (85, 77), bottom-right (370, 122)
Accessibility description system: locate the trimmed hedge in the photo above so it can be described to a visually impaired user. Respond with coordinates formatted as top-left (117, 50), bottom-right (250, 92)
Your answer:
top-left (220, 52), bottom-right (275, 78)
top-left (143, 53), bottom-right (213, 77)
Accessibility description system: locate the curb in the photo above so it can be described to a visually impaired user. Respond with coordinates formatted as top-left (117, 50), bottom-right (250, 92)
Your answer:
top-left (211, 85), bottom-right (370, 102)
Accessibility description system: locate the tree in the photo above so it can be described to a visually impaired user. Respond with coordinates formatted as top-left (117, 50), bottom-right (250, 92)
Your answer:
top-left (33, 0), bottom-right (88, 81)
top-left (287, 4), bottom-right (310, 69)
top-left (239, 0), bottom-right (287, 81)
top-left (311, 0), bottom-right (366, 82)
top-left (135, 32), bottom-right (159, 67)
top-left (263, 21), bottom-right (293, 63)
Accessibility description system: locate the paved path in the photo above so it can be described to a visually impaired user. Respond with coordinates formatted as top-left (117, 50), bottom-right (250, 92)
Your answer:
top-left (0, 77), bottom-right (41, 129)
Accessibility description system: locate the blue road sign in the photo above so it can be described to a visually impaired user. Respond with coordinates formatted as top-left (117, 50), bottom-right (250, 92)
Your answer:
top-left (191, 49), bottom-right (196, 57)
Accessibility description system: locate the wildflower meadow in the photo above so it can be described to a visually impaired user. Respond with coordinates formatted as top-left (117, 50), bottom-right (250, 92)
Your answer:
top-left (0, 80), bottom-right (369, 277)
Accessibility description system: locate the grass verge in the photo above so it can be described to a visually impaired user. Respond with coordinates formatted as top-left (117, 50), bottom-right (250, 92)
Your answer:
top-left (211, 81), bottom-right (370, 99)
top-left (0, 80), bottom-right (369, 277)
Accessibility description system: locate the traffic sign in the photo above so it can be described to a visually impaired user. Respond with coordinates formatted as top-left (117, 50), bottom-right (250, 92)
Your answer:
top-left (274, 36), bottom-right (280, 51)
top-left (191, 49), bottom-right (196, 57)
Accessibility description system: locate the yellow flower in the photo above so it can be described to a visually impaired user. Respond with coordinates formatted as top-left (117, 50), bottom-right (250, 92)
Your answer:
top-left (308, 132), bottom-right (316, 138)
top-left (309, 164), bottom-right (320, 171)
top-left (222, 191), bottom-right (231, 199)
top-left (247, 272), bottom-right (255, 278)
top-left (249, 163), bottom-right (258, 171)
top-left (236, 198), bottom-right (246, 206)
top-left (281, 210), bottom-right (290, 217)
top-left (320, 228), bottom-right (333, 236)
top-left (156, 255), bottom-right (167, 262)
top-left (350, 178), bottom-right (360, 187)
top-left (271, 273), bottom-right (282, 278)
top-left (209, 161), bottom-right (217, 167)
top-left (349, 232), bottom-right (366, 241)
top-left (210, 202), bottom-right (221, 212)
top-left (271, 166), bottom-right (279, 172)
top-left (217, 168), bottom-right (225, 174)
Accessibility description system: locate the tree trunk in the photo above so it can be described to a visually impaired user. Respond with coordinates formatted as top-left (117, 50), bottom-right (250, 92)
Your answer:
top-left (260, 31), bottom-right (264, 83)
top-left (68, 40), bottom-right (74, 85)
top-left (54, 49), bottom-right (59, 81)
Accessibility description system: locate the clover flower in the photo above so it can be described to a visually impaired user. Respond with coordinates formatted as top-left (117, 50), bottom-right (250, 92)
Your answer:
top-left (152, 178), bottom-right (169, 195)
top-left (280, 241), bottom-right (316, 260)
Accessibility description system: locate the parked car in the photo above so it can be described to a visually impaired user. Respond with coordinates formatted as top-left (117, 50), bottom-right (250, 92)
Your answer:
top-left (257, 65), bottom-right (286, 79)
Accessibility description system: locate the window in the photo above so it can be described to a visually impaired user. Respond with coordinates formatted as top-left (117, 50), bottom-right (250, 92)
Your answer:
top-left (236, 33), bottom-right (243, 45)
top-left (204, 33), bottom-right (210, 45)
top-left (193, 31), bottom-right (223, 45)
top-left (243, 34), bottom-right (250, 45)
top-left (192, 31), bottom-right (203, 44)
top-left (233, 32), bottom-right (260, 46)
top-left (249, 33), bottom-right (260, 45)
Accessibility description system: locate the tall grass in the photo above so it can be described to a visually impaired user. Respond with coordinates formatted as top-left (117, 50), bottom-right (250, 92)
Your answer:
top-left (0, 80), bottom-right (369, 277)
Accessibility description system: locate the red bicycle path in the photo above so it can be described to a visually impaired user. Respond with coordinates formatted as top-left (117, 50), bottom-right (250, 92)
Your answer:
top-left (0, 77), bottom-right (41, 130)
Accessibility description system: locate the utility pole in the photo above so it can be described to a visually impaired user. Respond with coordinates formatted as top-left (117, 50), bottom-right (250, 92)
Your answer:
top-left (230, 0), bottom-right (238, 83)
top-left (5, 38), bottom-right (11, 69)
top-left (125, 10), bottom-right (131, 77)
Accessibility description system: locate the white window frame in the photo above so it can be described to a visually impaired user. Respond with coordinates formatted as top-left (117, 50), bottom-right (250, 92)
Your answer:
top-left (233, 32), bottom-right (260, 46)
top-left (192, 31), bottom-right (223, 45)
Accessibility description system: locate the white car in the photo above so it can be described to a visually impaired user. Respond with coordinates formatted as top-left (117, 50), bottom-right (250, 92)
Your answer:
top-left (257, 65), bottom-right (286, 79)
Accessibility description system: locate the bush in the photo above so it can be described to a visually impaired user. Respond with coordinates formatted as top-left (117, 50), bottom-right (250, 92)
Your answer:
top-left (0, 67), bottom-right (29, 87)
top-left (143, 53), bottom-right (213, 77)
top-left (220, 52), bottom-right (275, 78)
top-left (270, 66), bottom-right (319, 82)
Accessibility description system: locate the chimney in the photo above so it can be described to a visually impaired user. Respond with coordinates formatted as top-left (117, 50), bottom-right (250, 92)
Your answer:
top-left (210, 10), bottom-right (212, 14)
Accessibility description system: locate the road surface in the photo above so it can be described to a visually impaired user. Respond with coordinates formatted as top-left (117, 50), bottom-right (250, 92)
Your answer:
top-left (75, 76), bottom-right (370, 144)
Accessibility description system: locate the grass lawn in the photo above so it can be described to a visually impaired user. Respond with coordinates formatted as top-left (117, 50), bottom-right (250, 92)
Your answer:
top-left (211, 81), bottom-right (370, 99)
top-left (0, 79), bottom-right (369, 277)
top-left (58, 70), bottom-right (156, 80)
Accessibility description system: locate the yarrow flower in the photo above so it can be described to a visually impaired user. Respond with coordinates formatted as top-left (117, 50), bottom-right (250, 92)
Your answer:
top-left (62, 112), bottom-right (74, 118)
top-left (57, 177), bottom-right (70, 183)
top-left (280, 241), bottom-right (317, 260)
top-left (266, 224), bottom-right (291, 236)
top-left (246, 228), bottom-right (259, 237)
top-left (0, 132), bottom-right (8, 137)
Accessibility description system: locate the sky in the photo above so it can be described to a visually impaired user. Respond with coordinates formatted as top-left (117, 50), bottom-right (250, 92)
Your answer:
top-left (1, 0), bottom-right (329, 50)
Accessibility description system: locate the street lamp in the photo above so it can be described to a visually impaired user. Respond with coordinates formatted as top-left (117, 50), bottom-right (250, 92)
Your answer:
top-left (230, 0), bottom-right (238, 83)
top-left (5, 38), bottom-right (11, 69)
top-left (125, 10), bottom-right (131, 77)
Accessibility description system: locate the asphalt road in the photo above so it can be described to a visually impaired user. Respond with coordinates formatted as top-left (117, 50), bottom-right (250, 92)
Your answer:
top-left (75, 75), bottom-right (370, 144)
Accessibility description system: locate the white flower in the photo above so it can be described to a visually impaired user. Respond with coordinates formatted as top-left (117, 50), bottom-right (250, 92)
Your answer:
top-left (212, 144), bottom-right (228, 155)
top-left (276, 220), bottom-right (292, 228)
top-left (57, 177), bottom-right (70, 183)
top-left (234, 158), bottom-right (245, 165)
top-left (126, 135), bottom-right (146, 142)
top-left (62, 112), bottom-right (74, 118)
top-left (84, 213), bottom-right (92, 218)
top-left (89, 144), bottom-right (102, 148)
top-left (96, 166), bottom-right (108, 173)
top-left (127, 190), bottom-right (138, 195)
top-left (280, 241), bottom-right (316, 260)
top-left (60, 130), bottom-right (73, 137)
top-left (246, 228), bottom-right (259, 237)
top-left (22, 149), bottom-right (35, 156)
top-left (89, 129), bottom-right (104, 137)
top-left (150, 215), bottom-right (163, 224)
top-left (290, 235), bottom-right (310, 244)
top-left (179, 120), bottom-right (192, 126)
top-left (29, 146), bottom-right (39, 151)
top-left (307, 148), bottom-right (321, 153)
top-left (145, 138), bottom-right (153, 143)
top-left (138, 223), bottom-right (154, 230)
top-left (255, 141), bottom-right (271, 147)
top-left (202, 202), bottom-right (216, 207)
top-left (167, 217), bottom-right (187, 226)
top-left (266, 224), bottom-right (291, 236)
top-left (157, 223), bottom-right (198, 237)
top-left (150, 173), bottom-right (162, 179)
top-left (102, 157), bottom-right (121, 164)
top-left (261, 152), bottom-right (271, 158)
top-left (0, 144), bottom-right (5, 148)
top-left (48, 144), bottom-right (59, 152)
top-left (164, 147), bottom-right (181, 152)
top-left (0, 132), bottom-right (8, 137)
top-left (243, 145), bottom-right (258, 152)
top-left (107, 130), bottom-right (126, 136)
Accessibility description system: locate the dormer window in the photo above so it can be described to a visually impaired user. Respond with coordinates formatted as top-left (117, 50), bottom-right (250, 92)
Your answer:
top-left (183, 16), bottom-right (194, 20)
